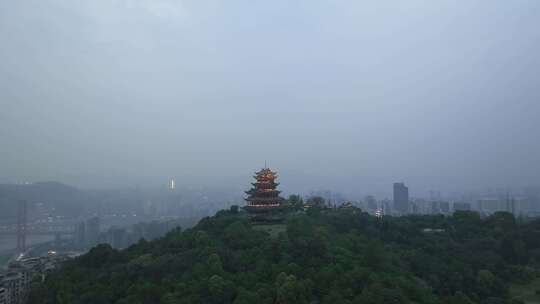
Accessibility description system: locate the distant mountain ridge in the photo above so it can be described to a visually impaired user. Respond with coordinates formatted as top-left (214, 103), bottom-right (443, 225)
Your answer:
top-left (0, 182), bottom-right (88, 220)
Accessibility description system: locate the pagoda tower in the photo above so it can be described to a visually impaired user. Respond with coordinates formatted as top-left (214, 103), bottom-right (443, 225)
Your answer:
top-left (245, 167), bottom-right (285, 213)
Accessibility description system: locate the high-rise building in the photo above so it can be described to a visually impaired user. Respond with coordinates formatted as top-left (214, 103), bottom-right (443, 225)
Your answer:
top-left (506, 197), bottom-right (529, 217)
top-left (393, 182), bottom-right (409, 214)
top-left (439, 201), bottom-right (450, 214)
top-left (430, 201), bottom-right (440, 214)
top-left (477, 198), bottom-right (503, 214)
top-left (453, 202), bottom-right (471, 212)
top-left (365, 196), bottom-right (377, 212)
top-left (410, 199), bottom-right (429, 215)
top-left (106, 227), bottom-right (127, 249)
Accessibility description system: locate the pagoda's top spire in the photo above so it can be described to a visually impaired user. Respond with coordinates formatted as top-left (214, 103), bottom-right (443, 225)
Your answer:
top-left (254, 168), bottom-right (277, 180)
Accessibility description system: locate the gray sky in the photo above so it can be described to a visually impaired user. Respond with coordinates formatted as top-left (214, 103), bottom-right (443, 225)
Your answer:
top-left (1, 1), bottom-right (539, 197)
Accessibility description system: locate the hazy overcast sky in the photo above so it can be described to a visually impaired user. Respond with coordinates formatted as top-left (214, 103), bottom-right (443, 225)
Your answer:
top-left (1, 1), bottom-right (539, 197)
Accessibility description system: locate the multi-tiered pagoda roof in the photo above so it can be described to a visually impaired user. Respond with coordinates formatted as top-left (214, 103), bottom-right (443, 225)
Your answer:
top-left (244, 168), bottom-right (285, 213)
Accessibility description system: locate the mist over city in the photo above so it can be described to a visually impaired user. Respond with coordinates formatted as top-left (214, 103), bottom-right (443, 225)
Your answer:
top-left (1, 1), bottom-right (540, 304)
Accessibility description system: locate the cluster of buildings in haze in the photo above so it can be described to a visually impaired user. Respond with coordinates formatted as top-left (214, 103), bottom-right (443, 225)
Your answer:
top-left (306, 183), bottom-right (540, 219)
top-left (73, 216), bottom-right (195, 250)
top-left (0, 253), bottom-right (66, 304)
top-left (356, 183), bottom-right (540, 218)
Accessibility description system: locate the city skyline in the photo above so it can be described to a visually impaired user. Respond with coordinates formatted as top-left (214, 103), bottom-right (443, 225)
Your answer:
top-left (2, 2), bottom-right (540, 303)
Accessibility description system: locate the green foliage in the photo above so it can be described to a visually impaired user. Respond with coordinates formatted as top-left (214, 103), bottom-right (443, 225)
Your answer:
top-left (275, 272), bottom-right (312, 304)
top-left (28, 210), bottom-right (540, 304)
top-left (363, 240), bottom-right (385, 269)
top-left (286, 194), bottom-right (304, 211)
top-left (306, 196), bottom-right (325, 209)
top-left (232, 287), bottom-right (260, 304)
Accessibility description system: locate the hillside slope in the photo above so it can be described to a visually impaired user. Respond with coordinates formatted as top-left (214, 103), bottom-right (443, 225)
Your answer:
top-left (29, 208), bottom-right (540, 304)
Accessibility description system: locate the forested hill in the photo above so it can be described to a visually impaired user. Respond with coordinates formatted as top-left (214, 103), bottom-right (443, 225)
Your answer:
top-left (30, 207), bottom-right (540, 304)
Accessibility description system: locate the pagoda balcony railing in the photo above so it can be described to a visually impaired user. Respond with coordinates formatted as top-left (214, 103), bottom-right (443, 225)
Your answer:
top-left (246, 203), bottom-right (281, 207)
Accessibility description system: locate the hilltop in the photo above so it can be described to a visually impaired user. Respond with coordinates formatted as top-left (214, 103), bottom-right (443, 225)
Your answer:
top-left (29, 206), bottom-right (540, 304)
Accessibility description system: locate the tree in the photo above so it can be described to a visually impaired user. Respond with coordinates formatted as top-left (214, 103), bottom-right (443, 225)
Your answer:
top-left (161, 292), bottom-right (182, 304)
top-left (275, 273), bottom-right (311, 304)
top-left (233, 287), bottom-right (261, 304)
top-left (363, 240), bottom-right (385, 269)
top-left (208, 275), bottom-right (235, 304)
top-left (207, 253), bottom-right (224, 276)
top-left (322, 291), bottom-right (350, 304)
top-left (476, 270), bottom-right (505, 298)
top-left (443, 291), bottom-right (476, 304)
top-left (29, 205), bottom-right (540, 304)
top-left (306, 196), bottom-right (325, 209)
top-left (287, 195), bottom-right (304, 211)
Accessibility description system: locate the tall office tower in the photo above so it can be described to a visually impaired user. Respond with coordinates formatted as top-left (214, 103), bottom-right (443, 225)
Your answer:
top-left (393, 183), bottom-right (409, 214)
top-left (365, 195), bottom-right (377, 211)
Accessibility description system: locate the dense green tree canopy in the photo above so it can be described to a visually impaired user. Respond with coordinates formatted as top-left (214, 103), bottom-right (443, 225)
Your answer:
top-left (29, 208), bottom-right (540, 304)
